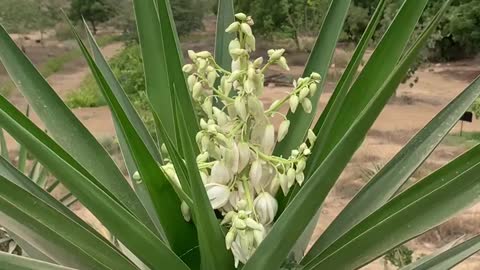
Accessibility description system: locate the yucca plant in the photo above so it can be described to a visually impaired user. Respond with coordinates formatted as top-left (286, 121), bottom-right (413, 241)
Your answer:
top-left (0, 0), bottom-right (480, 269)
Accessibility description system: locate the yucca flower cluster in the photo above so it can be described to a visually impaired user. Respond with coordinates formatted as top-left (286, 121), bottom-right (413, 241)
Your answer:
top-left (169, 13), bottom-right (319, 266)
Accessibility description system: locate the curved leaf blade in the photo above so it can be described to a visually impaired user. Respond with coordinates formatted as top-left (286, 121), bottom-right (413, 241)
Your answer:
top-left (0, 252), bottom-right (77, 270)
top-left (274, 0), bottom-right (352, 157)
top-left (303, 144), bottom-right (480, 269)
top-left (0, 23), bottom-right (152, 229)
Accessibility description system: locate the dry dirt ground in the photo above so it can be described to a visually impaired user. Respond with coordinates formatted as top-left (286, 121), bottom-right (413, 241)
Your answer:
top-left (2, 32), bottom-right (480, 268)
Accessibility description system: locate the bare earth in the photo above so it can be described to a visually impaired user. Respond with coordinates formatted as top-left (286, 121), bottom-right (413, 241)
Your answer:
top-left (3, 37), bottom-right (480, 268)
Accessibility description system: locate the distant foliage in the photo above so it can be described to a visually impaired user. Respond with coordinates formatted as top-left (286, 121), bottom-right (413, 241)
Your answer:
top-left (69, 0), bottom-right (116, 34)
top-left (111, 0), bottom-right (206, 41)
top-left (472, 98), bottom-right (480, 119)
top-left (0, 0), bottom-right (64, 36)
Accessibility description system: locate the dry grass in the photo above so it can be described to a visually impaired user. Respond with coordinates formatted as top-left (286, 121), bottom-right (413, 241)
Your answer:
top-left (418, 213), bottom-right (480, 245)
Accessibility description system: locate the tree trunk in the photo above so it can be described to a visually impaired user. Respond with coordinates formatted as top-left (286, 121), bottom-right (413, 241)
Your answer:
top-left (90, 21), bottom-right (97, 35)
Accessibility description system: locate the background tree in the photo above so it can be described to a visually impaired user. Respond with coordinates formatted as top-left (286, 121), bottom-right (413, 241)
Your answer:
top-left (69, 0), bottom-right (115, 35)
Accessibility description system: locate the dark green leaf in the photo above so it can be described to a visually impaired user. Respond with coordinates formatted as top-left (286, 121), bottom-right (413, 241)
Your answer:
top-left (0, 252), bottom-right (77, 270)
top-left (214, 0), bottom-right (235, 71)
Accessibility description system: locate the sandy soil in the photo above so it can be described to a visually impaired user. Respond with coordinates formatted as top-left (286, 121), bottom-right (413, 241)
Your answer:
top-left (3, 31), bottom-right (480, 268)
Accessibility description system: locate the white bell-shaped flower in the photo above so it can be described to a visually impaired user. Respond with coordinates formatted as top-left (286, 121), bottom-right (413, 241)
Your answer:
top-left (205, 183), bottom-right (230, 209)
top-left (210, 161), bottom-right (231, 185)
top-left (237, 142), bottom-right (251, 173)
top-left (254, 192), bottom-right (278, 225)
top-left (261, 124), bottom-right (275, 154)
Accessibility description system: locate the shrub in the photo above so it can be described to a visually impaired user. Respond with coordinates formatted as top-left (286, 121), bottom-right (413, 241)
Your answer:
top-left (0, 1), bottom-right (480, 270)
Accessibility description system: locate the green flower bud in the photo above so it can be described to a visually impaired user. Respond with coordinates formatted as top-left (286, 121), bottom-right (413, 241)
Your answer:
top-left (287, 167), bottom-right (296, 188)
top-left (245, 35), bottom-right (256, 51)
top-left (187, 74), bottom-right (196, 91)
top-left (207, 70), bottom-right (217, 87)
top-left (225, 21), bottom-right (240, 33)
top-left (279, 173), bottom-right (289, 196)
top-left (230, 48), bottom-right (247, 60)
top-left (299, 87), bottom-right (310, 100)
top-left (296, 172), bottom-right (305, 185)
top-left (182, 64), bottom-right (194, 73)
top-left (253, 57), bottom-right (264, 67)
top-left (196, 152), bottom-right (209, 163)
top-left (244, 79), bottom-right (256, 94)
top-left (277, 120), bottom-right (290, 142)
top-left (253, 228), bottom-right (265, 246)
top-left (309, 83), bottom-right (317, 96)
top-left (201, 98), bottom-right (213, 118)
top-left (269, 49), bottom-right (285, 61)
top-left (226, 230), bottom-right (235, 249)
top-left (289, 95), bottom-right (299, 113)
top-left (222, 211), bottom-right (236, 225)
top-left (303, 148), bottom-right (311, 155)
top-left (245, 218), bottom-right (263, 230)
top-left (296, 159), bottom-right (306, 173)
top-left (192, 82), bottom-right (203, 99)
top-left (132, 171), bottom-right (141, 182)
top-left (311, 72), bottom-right (321, 80)
top-left (234, 218), bottom-right (247, 230)
top-left (268, 175), bottom-right (280, 195)
top-left (240, 23), bottom-right (253, 37)
top-left (187, 50), bottom-right (197, 60)
top-left (302, 98), bottom-right (313, 113)
top-left (277, 56), bottom-right (289, 70)
top-left (234, 96), bottom-right (248, 120)
top-left (213, 107), bottom-right (228, 126)
top-left (235, 12), bottom-right (247, 21)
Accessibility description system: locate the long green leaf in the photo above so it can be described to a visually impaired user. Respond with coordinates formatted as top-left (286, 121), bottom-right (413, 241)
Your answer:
top-left (307, 0), bottom-right (430, 171)
top-left (302, 144), bottom-right (480, 269)
top-left (214, 0), bottom-right (235, 71)
top-left (173, 95), bottom-right (233, 270)
top-left (244, 2), bottom-right (452, 267)
top-left (154, 0), bottom-right (200, 147)
top-left (69, 21), bottom-right (198, 262)
top-left (305, 76), bottom-right (479, 262)
top-left (274, 0), bottom-right (351, 157)
top-left (0, 23), bottom-right (152, 229)
top-left (0, 95), bottom-right (188, 270)
top-left (402, 235), bottom-right (480, 270)
top-left (0, 177), bottom-right (138, 270)
top-left (0, 252), bottom-right (77, 270)
top-left (82, 19), bottom-right (164, 237)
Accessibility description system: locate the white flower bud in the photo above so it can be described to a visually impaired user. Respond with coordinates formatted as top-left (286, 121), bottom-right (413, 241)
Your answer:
top-left (199, 118), bottom-right (208, 129)
top-left (279, 174), bottom-right (289, 196)
top-left (226, 230), bottom-right (235, 250)
top-left (299, 87), bottom-right (310, 100)
top-left (253, 57), bottom-right (263, 67)
top-left (244, 79), bottom-right (256, 94)
top-left (287, 168), bottom-right (296, 188)
top-left (277, 120), bottom-right (290, 142)
top-left (238, 142), bottom-right (251, 172)
top-left (181, 201), bottom-right (191, 222)
top-left (311, 72), bottom-right (321, 80)
top-left (213, 107), bottom-right (228, 126)
top-left (196, 152), bottom-right (209, 163)
top-left (268, 175), bottom-right (280, 194)
top-left (245, 218), bottom-right (263, 230)
top-left (269, 49), bottom-right (285, 61)
top-left (222, 211), bottom-right (236, 225)
top-left (261, 124), bottom-right (275, 154)
top-left (182, 64), bottom-right (194, 73)
top-left (309, 83), bottom-right (317, 96)
top-left (197, 58), bottom-right (207, 71)
top-left (302, 98), bottom-right (313, 113)
top-left (277, 56), bottom-right (289, 70)
top-left (247, 95), bottom-right (264, 117)
top-left (207, 70), bottom-right (217, 87)
top-left (187, 74), bottom-right (197, 91)
top-left (291, 149), bottom-right (299, 157)
top-left (254, 192), bottom-right (278, 225)
top-left (210, 161), bottom-right (231, 185)
top-left (296, 172), bottom-right (305, 185)
top-left (201, 98), bottom-right (213, 118)
top-left (299, 143), bottom-right (307, 152)
top-left (303, 148), bottom-right (311, 155)
top-left (245, 35), bottom-right (256, 51)
top-left (268, 100), bottom-right (280, 111)
top-left (237, 199), bottom-right (248, 210)
top-left (249, 160), bottom-right (263, 188)
top-left (228, 70), bottom-right (243, 83)
top-left (230, 48), bottom-right (247, 60)
top-left (224, 143), bottom-right (240, 173)
top-left (231, 59), bottom-right (241, 72)
top-left (196, 51), bottom-right (212, 58)
top-left (235, 13), bottom-right (247, 21)
top-left (192, 81), bottom-right (203, 99)
top-left (289, 95), bottom-right (299, 113)
top-left (240, 23), bottom-right (253, 37)
top-left (234, 96), bottom-right (248, 120)
top-left (253, 228), bottom-right (265, 246)
top-left (221, 77), bottom-right (232, 96)
top-left (233, 217), bottom-right (247, 230)
top-left (296, 159), bottom-right (306, 173)
top-left (188, 50), bottom-right (197, 60)
top-left (200, 171), bottom-right (208, 184)
top-left (226, 21), bottom-right (240, 33)
top-left (205, 183), bottom-right (230, 209)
